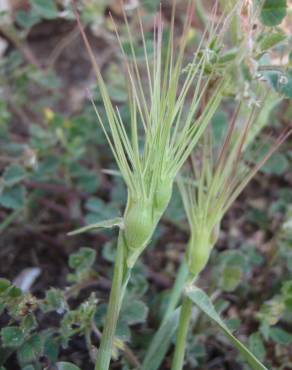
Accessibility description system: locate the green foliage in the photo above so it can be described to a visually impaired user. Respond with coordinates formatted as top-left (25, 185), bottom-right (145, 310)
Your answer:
top-left (0, 1), bottom-right (291, 369)
top-left (0, 185), bottom-right (26, 210)
top-left (17, 334), bottom-right (42, 365)
top-left (1, 326), bottom-right (25, 348)
top-left (68, 247), bottom-right (96, 273)
top-left (258, 31), bottom-right (287, 52)
top-left (218, 251), bottom-right (247, 292)
top-left (260, 0), bottom-right (287, 26)
top-left (186, 286), bottom-right (268, 369)
top-left (0, 249), bottom-right (99, 368)
top-left (281, 280), bottom-right (292, 310)
top-left (3, 164), bottom-right (26, 186)
top-left (41, 288), bottom-right (67, 313)
top-left (141, 309), bottom-right (180, 370)
top-left (30, 0), bottom-right (59, 20)
top-left (269, 327), bottom-right (292, 345)
top-left (248, 333), bottom-right (266, 362)
top-left (263, 69), bottom-right (292, 99)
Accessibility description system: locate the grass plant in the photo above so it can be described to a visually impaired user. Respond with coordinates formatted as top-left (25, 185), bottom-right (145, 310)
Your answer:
top-left (172, 102), bottom-right (291, 370)
top-left (72, 1), bottom-right (235, 369)
top-left (71, 1), bottom-right (291, 369)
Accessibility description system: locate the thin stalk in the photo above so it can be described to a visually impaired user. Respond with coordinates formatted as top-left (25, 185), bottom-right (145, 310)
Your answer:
top-left (95, 231), bottom-right (128, 370)
top-left (171, 295), bottom-right (193, 370)
top-left (140, 260), bottom-right (189, 370)
top-left (163, 260), bottom-right (189, 322)
top-left (195, 0), bottom-right (208, 26)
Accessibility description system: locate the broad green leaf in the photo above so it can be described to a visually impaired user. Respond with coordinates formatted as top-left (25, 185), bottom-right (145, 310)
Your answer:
top-left (262, 68), bottom-right (292, 98)
top-left (68, 247), bottom-right (96, 271)
top-left (1, 326), bottom-right (25, 348)
top-left (3, 164), bottom-right (26, 186)
top-left (77, 173), bottom-right (99, 193)
top-left (21, 314), bottom-right (37, 334)
top-left (7, 285), bottom-right (22, 298)
top-left (115, 320), bottom-right (131, 341)
top-left (17, 334), bottom-right (42, 365)
top-left (281, 280), bottom-right (292, 310)
top-left (120, 299), bottom-right (148, 325)
top-left (220, 266), bottom-right (242, 292)
top-left (219, 250), bottom-right (247, 270)
top-left (278, 70), bottom-right (292, 98)
top-left (0, 279), bottom-right (10, 293)
top-left (248, 333), bottom-right (266, 362)
top-left (30, 0), bottom-right (59, 20)
top-left (257, 298), bottom-right (285, 326)
top-left (262, 152), bottom-right (289, 175)
top-left (41, 288), bottom-right (66, 313)
top-left (260, 0), bottom-right (287, 26)
top-left (269, 327), bottom-right (292, 345)
top-left (141, 308), bottom-right (181, 370)
top-left (43, 333), bottom-right (59, 362)
top-left (15, 10), bottom-right (41, 28)
top-left (0, 185), bottom-right (26, 210)
top-left (186, 286), bottom-right (268, 370)
top-left (101, 242), bottom-right (116, 263)
top-left (68, 217), bottom-right (124, 235)
top-left (56, 362), bottom-right (81, 370)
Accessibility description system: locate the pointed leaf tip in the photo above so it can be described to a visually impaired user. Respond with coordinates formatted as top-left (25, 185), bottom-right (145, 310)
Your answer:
top-left (186, 286), bottom-right (268, 370)
top-left (68, 217), bottom-right (124, 236)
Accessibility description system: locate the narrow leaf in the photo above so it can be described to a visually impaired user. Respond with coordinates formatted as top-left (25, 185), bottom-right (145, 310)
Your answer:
top-left (186, 286), bottom-right (268, 370)
top-left (141, 308), bottom-right (181, 370)
top-left (68, 217), bottom-right (124, 236)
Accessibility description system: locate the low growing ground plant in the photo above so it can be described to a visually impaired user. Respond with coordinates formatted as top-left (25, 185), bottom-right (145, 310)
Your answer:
top-left (0, 0), bottom-right (291, 369)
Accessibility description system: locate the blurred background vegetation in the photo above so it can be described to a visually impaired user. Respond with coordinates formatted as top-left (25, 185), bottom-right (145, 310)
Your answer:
top-left (0, 0), bottom-right (291, 369)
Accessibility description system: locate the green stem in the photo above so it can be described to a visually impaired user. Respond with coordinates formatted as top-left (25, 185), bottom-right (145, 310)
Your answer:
top-left (171, 295), bottom-right (193, 370)
top-left (163, 260), bottom-right (189, 322)
top-left (95, 231), bottom-right (128, 370)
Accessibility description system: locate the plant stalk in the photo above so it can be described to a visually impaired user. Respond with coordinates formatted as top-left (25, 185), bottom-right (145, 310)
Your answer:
top-left (95, 231), bottom-right (128, 370)
top-left (171, 295), bottom-right (193, 370)
top-left (163, 260), bottom-right (189, 322)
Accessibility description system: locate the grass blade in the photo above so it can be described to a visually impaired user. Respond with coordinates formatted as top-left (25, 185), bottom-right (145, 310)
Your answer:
top-left (141, 308), bottom-right (181, 370)
top-left (186, 286), bottom-right (268, 370)
top-left (67, 217), bottom-right (124, 236)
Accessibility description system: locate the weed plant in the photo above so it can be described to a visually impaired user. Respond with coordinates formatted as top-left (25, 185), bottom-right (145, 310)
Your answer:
top-left (71, 1), bottom-right (291, 369)
top-left (72, 1), bottom-right (235, 368)
top-left (0, 0), bottom-right (291, 369)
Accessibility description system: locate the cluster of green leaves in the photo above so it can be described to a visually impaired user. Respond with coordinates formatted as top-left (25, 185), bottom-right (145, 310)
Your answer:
top-left (0, 0), bottom-right (291, 369)
top-left (0, 247), bottom-right (149, 370)
top-left (0, 248), bottom-right (93, 370)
